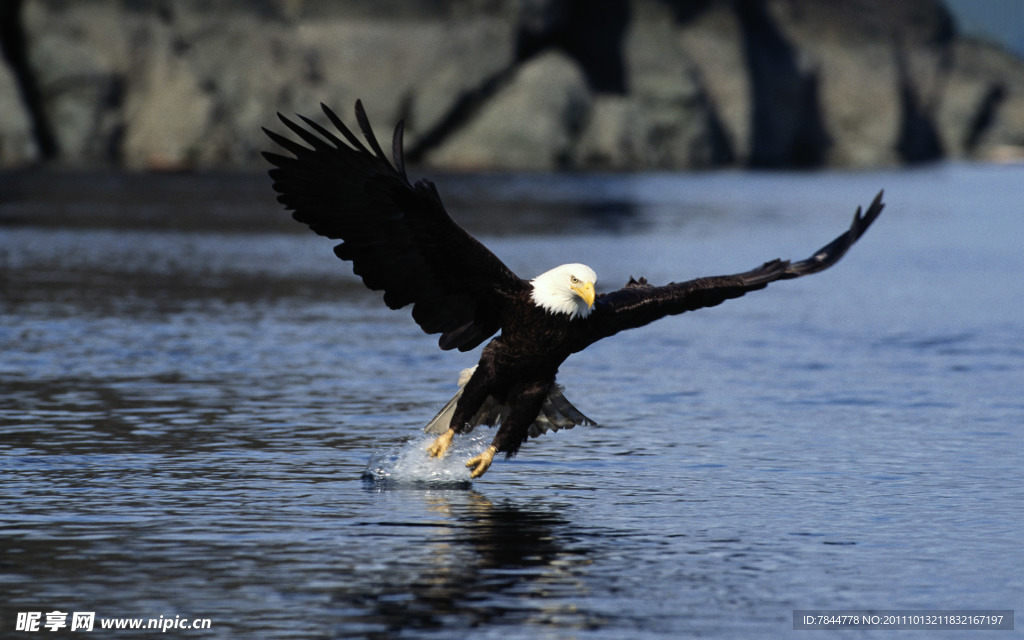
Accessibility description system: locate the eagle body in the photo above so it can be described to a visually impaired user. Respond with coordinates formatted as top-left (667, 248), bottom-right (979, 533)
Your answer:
top-left (460, 307), bottom-right (578, 438)
top-left (264, 101), bottom-right (885, 479)
top-left (433, 274), bottom-right (590, 458)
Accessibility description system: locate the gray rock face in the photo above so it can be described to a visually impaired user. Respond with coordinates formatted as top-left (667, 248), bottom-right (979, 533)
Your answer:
top-left (0, 58), bottom-right (36, 166)
top-left (1, 0), bottom-right (1023, 170)
top-left (425, 51), bottom-right (591, 171)
top-left (573, 1), bottom-right (732, 170)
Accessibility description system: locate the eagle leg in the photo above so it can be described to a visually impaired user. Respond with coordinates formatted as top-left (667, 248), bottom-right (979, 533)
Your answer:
top-left (466, 446), bottom-right (498, 479)
top-left (426, 427), bottom-right (455, 458)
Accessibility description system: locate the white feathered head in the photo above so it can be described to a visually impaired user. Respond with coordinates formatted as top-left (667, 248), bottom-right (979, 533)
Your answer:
top-left (530, 263), bottom-right (597, 319)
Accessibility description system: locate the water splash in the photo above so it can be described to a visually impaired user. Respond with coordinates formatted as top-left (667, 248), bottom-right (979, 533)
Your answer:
top-left (362, 432), bottom-right (491, 487)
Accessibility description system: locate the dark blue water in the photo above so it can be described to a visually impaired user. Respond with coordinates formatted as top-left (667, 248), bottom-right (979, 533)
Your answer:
top-left (1, 164), bottom-right (1021, 638)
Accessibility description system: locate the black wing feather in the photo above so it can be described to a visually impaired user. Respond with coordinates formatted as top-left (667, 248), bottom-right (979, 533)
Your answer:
top-left (354, 101), bottom-right (392, 166)
top-left (576, 191), bottom-right (885, 348)
top-left (392, 120), bottom-right (407, 178)
top-left (321, 102), bottom-right (369, 153)
top-left (263, 101), bottom-right (527, 351)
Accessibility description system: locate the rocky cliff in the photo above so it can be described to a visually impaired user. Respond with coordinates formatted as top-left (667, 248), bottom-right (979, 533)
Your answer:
top-left (2, 0), bottom-right (1023, 171)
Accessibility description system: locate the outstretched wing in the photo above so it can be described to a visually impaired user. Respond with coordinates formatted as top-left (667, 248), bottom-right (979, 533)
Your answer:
top-left (574, 191), bottom-right (885, 348)
top-left (263, 101), bottom-right (527, 351)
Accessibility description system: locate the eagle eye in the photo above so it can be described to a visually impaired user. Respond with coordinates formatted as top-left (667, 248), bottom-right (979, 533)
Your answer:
top-left (570, 276), bottom-right (579, 284)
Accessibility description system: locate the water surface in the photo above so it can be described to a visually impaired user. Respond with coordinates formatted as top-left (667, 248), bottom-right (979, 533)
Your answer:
top-left (1, 164), bottom-right (1021, 638)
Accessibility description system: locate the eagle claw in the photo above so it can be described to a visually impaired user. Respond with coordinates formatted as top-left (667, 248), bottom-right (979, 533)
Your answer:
top-left (427, 428), bottom-right (455, 458)
top-left (466, 446), bottom-right (497, 479)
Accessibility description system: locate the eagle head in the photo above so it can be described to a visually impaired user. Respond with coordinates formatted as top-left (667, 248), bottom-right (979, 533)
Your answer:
top-left (530, 263), bottom-right (597, 319)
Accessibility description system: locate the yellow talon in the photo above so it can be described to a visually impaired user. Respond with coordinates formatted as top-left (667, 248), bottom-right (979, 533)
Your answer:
top-left (466, 445), bottom-right (498, 479)
top-left (426, 428), bottom-right (455, 458)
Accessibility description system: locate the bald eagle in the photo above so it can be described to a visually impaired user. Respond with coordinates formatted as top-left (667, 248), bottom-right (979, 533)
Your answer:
top-left (263, 101), bottom-right (884, 479)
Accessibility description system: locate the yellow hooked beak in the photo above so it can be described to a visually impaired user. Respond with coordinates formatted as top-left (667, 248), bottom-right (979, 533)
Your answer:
top-left (571, 280), bottom-right (596, 309)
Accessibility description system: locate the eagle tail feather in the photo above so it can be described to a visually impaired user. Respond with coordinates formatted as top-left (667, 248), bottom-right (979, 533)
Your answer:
top-left (423, 367), bottom-right (595, 437)
top-left (423, 389), bottom-right (461, 435)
